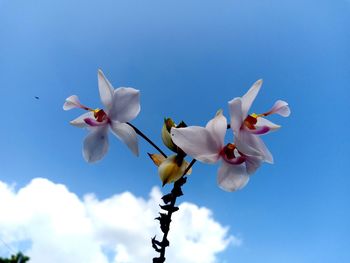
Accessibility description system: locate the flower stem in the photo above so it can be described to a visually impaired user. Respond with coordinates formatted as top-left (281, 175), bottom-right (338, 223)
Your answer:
top-left (126, 122), bottom-right (198, 262)
top-left (126, 122), bottom-right (167, 158)
top-left (152, 159), bottom-right (196, 263)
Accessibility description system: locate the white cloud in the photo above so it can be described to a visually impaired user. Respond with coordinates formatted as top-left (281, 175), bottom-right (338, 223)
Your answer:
top-left (0, 178), bottom-right (240, 263)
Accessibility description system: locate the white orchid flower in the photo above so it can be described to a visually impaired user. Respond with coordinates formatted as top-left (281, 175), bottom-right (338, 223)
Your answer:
top-left (171, 111), bottom-right (263, 192)
top-left (63, 69), bottom-right (140, 163)
top-left (229, 80), bottom-right (291, 164)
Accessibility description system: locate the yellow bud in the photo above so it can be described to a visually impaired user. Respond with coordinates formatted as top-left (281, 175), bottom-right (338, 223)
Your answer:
top-left (161, 118), bottom-right (177, 152)
top-left (158, 155), bottom-right (192, 186)
top-left (148, 153), bottom-right (166, 167)
top-left (216, 109), bottom-right (223, 116)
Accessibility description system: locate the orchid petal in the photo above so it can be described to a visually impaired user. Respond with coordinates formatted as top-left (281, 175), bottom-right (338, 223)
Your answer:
top-left (234, 136), bottom-right (262, 157)
top-left (109, 88), bottom-right (141, 123)
top-left (228, 98), bottom-right (243, 135)
top-left (217, 161), bottom-right (249, 192)
top-left (63, 95), bottom-right (85, 110)
top-left (205, 111), bottom-right (227, 150)
top-left (248, 126), bottom-right (271, 135)
top-left (253, 117), bottom-right (280, 135)
top-left (83, 126), bottom-right (109, 163)
top-left (84, 118), bottom-right (108, 127)
top-left (245, 155), bottom-right (263, 175)
top-left (241, 79), bottom-right (262, 119)
top-left (266, 100), bottom-right (291, 117)
top-left (70, 112), bottom-right (94, 128)
top-left (98, 69), bottom-right (114, 110)
top-left (110, 122), bottom-right (139, 156)
top-left (171, 126), bottom-right (221, 163)
top-left (239, 130), bottom-right (274, 163)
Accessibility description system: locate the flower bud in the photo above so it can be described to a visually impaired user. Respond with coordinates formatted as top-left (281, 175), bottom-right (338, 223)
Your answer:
top-left (148, 153), bottom-right (166, 166)
top-left (149, 153), bottom-right (192, 186)
top-left (158, 155), bottom-right (192, 186)
top-left (161, 118), bottom-right (177, 152)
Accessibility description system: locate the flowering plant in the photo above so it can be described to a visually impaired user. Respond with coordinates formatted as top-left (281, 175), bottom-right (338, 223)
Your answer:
top-left (64, 70), bottom-right (290, 262)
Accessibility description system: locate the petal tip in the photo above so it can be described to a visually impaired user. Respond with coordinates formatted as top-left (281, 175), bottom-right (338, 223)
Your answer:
top-left (133, 147), bottom-right (140, 157)
top-left (228, 97), bottom-right (241, 105)
top-left (215, 109), bottom-right (223, 116)
top-left (270, 100), bottom-right (291, 117)
top-left (254, 79), bottom-right (263, 89)
top-left (283, 106), bottom-right (291, 117)
top-left (69, 119), bottom-right (84, 127)
top-left (266, 156), bottom-right (274, 164)
top-left (63, 95), bottom-right (81, 110)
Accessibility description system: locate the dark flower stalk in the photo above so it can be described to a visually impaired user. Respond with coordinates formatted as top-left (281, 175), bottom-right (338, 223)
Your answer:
top-left (126, 122), bottom-right (196, 262)
top-left (127, 122), bottom-right (167, 158)
top-left (152, 159), bottom-right (196, 263)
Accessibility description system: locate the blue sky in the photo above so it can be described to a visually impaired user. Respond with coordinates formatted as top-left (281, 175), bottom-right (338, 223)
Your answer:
top-left (0, 0), bottom-right (349, 262)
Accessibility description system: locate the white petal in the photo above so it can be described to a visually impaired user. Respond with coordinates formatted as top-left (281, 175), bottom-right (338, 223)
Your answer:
top-left (63, 95), bottom-right (83, 110)
top-left (110, 122), bottom-right (139, 156)
top-left (83, 126), bottom-right (109, 163)
top-left (171, 126), bottom-right (221, 163)
top-left (217, 161), bottom-right (249, 192)
top-left (241, 79), bottom-right (262, 119)
top-left (228, 98), bottom-right (243, 135)
top-left (109, 88), bottom-right (141, 123)
top-left (70, 112), bottom-right (94, 128)
top-left (239, 130), bottom-right (273, 163)
top-left (254, 117), bottom-right (280, 135)
top-left (267, 100), bottom-right (291, 117)
top-left (245, 155), bottom-right (263, 175)
top-left (98, 69), bottom-right (114, 109)
top-left (234, 135), bottom-right (262, 157)
top-left (205, 111), bottom-right (227, 150)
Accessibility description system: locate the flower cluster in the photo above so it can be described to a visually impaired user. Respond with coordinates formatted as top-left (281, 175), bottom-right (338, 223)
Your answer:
top-left (171, 79), bottom-right (290, 191)
top-left (64, 72), bottom-right (290, 191)
top-left (64, 71), bottom-right (290, 263)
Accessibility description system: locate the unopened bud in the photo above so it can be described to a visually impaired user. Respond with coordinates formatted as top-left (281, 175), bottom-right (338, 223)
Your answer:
top-left (158, 155), bottom-right (192, 186)
top-left (161, 118), bottom-right (177, 152)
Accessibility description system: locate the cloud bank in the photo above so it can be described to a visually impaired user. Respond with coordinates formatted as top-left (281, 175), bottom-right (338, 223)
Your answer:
top-left (0, 178), bottom-right (239, 263)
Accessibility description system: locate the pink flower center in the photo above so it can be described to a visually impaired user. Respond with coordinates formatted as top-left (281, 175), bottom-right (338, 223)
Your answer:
top-left (221, 143), bottom-right (246, 165)
top-left (243, 111), bottom-right (275, 135)
top-left (83, 109), bottom-right (110, 127)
